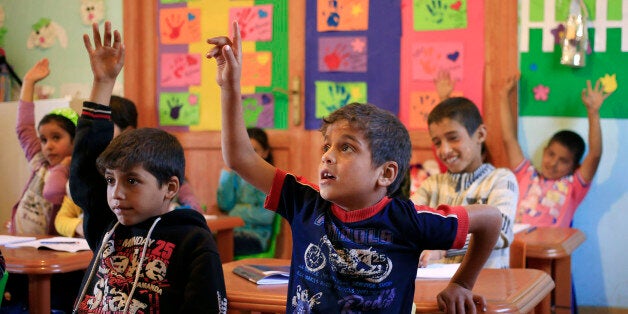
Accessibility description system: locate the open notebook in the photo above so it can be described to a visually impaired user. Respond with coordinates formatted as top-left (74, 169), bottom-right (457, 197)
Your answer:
top-left (4, 236), bottom-right (90, 253)
top-left (416, 263), bottom-right (460, 279)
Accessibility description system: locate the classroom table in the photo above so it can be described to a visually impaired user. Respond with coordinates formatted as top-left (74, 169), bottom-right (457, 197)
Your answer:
top-left (515, 226), bottom-right (586, 314)
top-left (205, 215), bottom-right (245, 263)
top-left (223, 258), bottom-right (555, 313)
top-left (1, 241), bottom-right (93, 314)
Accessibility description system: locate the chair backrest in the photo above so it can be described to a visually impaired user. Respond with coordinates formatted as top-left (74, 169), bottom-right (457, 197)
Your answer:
top-left (0, 271), bottom-right (8, 308)
top-left (509, 239), bottom-right (527, 268)
top-left (234, 214), bottom-right (283, 260)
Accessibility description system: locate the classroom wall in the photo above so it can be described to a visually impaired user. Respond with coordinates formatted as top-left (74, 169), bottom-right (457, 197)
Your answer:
top-left (1, 0), bottom-right (627, 309)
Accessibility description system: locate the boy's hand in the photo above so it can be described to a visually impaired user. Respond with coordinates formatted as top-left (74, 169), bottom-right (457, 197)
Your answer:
top-left (83, 21), bottom-right (125, 84)
top-left (434, 69), bottom-right (454, 101)
top-left (24, 58), bottom-right (50, 84)
top-left (206, 21), bottom-right (242, 89)
top-left (582, 79), bottom-right (610, 114)
top-left (437, 283), bottom-right (486, 314)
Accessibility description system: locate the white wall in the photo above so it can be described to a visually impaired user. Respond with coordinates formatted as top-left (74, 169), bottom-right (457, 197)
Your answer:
top-left (520, 116), bottom-right (628, 308)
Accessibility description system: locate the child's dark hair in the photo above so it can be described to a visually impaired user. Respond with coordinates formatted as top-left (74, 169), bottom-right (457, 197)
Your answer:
top-left (110, 95), bottom-right (138, 129)
top-left (548, 130), bottom-right (585, 165)
top-left (38, 114), bottom-right (76, 140)
top-left (247, 127), bottom-right (274, 165)
top-left (428, 97), bottom-right (483, 136)
top-left (321, 103), bottom-right (411, 196)
top-left (96, 128), bottom-right (185, 186)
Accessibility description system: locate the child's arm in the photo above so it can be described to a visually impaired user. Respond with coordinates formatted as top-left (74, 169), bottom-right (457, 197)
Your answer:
top-left (83, 21), bottom-right (125, 105)
top-left (16, 59), bottom-right (51, 161)
top-left (54, 196), bottom-right (84, 237)
top-left (578, 79), bottom-right (609, 182)
top-left (437, 204), bottom-right (501, 313)
top-left (499, 73), bottom-right (525, 169)
top-left (434, 69), bottom-right (454, 101)
top-left (207, 22), bottom-right (276, 194)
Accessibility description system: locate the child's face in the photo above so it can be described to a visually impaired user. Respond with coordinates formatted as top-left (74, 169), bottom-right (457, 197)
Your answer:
top-left (429, 117), bottom-right (485, 174)
top-left (105, 165), bottom-right (177, 226)
top-left (540, 141), bottom-right (576, 180)
top-left (319, 120), bottom-right (392, 211)
top-left (38, 121), bottom-right (73, 167)
top-left (250, 138), bottom-right (269, 160)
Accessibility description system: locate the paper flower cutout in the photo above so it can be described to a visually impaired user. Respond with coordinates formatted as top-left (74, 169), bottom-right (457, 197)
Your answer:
top-left (599, 74), bottom-right (617, 93)
top-left (551, 24), bottom-right (565, 45)
top-left (533, 84), bottom-right (550, 101)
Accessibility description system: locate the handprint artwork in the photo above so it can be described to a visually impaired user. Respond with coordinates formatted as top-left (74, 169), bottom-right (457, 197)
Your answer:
top-left (315, 81), bottom-right (367, 118)
top-left (159, 7), bottom-right (201, 44)
top-left (229, 4), bottom-right (273, 41)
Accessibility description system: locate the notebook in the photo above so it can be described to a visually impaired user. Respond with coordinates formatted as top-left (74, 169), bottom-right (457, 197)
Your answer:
top-left (233, 264), bottom-right (290, 285)
top-left (4, 236), bottom-right (90, 253)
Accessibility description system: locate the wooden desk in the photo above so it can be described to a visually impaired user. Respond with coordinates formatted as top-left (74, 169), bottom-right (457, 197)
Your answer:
top-left (515, 227), bottom-right (586, 314)
top-left (1, 243), bottom-right (93, 314)
top-left (205, 215), bottom-right (245, 263)
top-left (223, 258), bottom-right (555, 313)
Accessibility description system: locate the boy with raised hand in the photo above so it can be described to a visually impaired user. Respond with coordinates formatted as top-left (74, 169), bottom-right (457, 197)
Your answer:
top-left (70, 21), bottom-right (227, 313)
top-left (500, 75), bottom-right (609, 227)
top-left (208, 21), bottom-right (501, 313)
top-left (413, 98), bottom-right (518, 269)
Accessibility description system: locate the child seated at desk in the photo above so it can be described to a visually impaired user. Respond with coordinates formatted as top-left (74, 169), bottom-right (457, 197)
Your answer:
top-left (69, 21), bottom-right (226, 313)
top-left (500, 74), bottom-right (611, 227)
top-left (207, 21), bottom-right (502, 313)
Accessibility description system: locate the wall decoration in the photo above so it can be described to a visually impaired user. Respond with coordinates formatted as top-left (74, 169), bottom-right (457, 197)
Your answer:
top-left (79, 0), bottom-right (106, 25)
top-left (229, 4), bottom-right (273, 41)
top-left (412, 0), bottom-right (467, 31)
top-left (411, 42), bottom-right (463, 81)
top-left (26, 18), bottom-right (68, 49)
top-left (315, 80), bottom-right (367, 118)
top-left (158, 91), bottom-right (200, 126)
top-left (156, 0), bottom-right (288, 130)
top-left (318, 36), bottom-right (367, 72)
top-left (519, 0), bottom-right (626, 118)
top-left (159, 7), bottom-right (202, 44)
top-left (317, 0), bottom-right (370, 32)
top-left (305, 0), bottom-right (400, 129)
top-left (242, 92), bottom-right (275, 128)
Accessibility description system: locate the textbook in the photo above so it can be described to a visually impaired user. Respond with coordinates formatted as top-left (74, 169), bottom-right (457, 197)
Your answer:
top-left (416, 263), bottom-right (460, 279)
top-left (4, 236), bottom-right (90, 253)
top-left (233, 264), bottom-right (291, 285)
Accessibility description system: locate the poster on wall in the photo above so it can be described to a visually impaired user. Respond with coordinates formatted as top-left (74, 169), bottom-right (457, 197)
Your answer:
top-left (399, 0), bottom-right (484, 131)
top-left (305, 0), bottom-right (401, 130)
top-left (519, 0), bottom-right (624, 118)
top-left (156, 0), bottom-right (289, 130)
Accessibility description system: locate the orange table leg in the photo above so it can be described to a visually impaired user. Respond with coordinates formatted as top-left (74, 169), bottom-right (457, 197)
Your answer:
top-left (216, 229), bottom-right (235, 263)
top-left (527, 257), bottom-right (552, 314)
top-left (553, 257), bottom-right (573, 314)
top-left (28, 274), bottom-right (51, 314)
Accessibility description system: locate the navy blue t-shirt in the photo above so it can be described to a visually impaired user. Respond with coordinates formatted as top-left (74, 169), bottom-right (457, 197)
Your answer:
top-left (265, 169), bottom-right (468, 313)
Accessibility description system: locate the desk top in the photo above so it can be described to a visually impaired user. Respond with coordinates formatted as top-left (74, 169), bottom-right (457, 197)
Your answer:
top-left (1, 243), bottom-right (93, 275)
top-left (205, 215), bottom-right (244, 232)
top-left (223, 258), bottom-right (555, 313)
top-left (514, 227), bottom-right (586, 259)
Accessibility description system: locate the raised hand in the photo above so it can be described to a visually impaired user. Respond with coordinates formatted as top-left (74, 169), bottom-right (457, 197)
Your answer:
top-left (581, 79), bottom-right (610, 114)
top-left (24, 58), bottom-right (50, 84)
top-left (83, 21), bottom-right (125, 84)
top-left (206, 21), bottom-right (242, 89)
top-left (434, 69), bottom-right (454, 101)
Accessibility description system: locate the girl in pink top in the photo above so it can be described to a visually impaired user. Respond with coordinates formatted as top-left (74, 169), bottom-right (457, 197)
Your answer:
top-left (500, 74), bottom-right (611, 227)
top-left (11, 58), bottom-right (77, 235)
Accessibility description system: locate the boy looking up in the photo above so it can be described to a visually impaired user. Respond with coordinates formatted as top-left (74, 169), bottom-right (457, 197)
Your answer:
top-left (70, 22), bottom-right (227, 313)
top-left (413, 98), bottom-right (518, 269)
top-left (207, 22), bottom-right (501, 313)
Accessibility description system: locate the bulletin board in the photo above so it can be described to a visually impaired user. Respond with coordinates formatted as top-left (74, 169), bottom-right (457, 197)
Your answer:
top-left (156, 0), bottom-right (289, 131)
top-left (519, 0), bottom-right (626, 118)
top-left (399, 0), bottom-right (485, 130)
top-left (305, 0), bottom-right (485, 131)
top-left (304, 0), bottom-right (401, 130)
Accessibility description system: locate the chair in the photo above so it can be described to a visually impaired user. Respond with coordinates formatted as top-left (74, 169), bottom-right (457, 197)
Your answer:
top-left (0, 271), bottom-right (8, 308)
top-left (234, 214), bottom-right (282, 260)
top-left (509, 239), bottom-right (527, 268)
